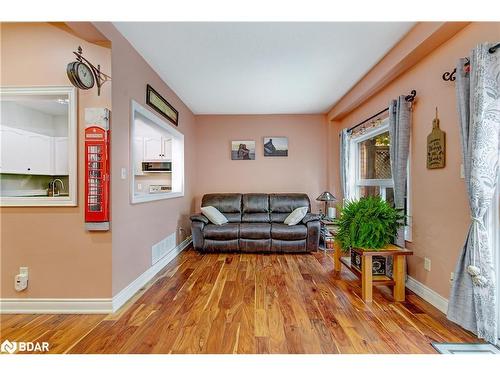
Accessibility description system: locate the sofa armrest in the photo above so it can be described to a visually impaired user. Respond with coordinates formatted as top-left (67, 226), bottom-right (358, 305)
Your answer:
top-left (190, 213), bottom-right (209, 224)
top-left (191, 221), bottom-right (205, 251)
top-left (302, 213), bottom-right (321, 224)
top-left (305, 220), bottom-right (320, 252)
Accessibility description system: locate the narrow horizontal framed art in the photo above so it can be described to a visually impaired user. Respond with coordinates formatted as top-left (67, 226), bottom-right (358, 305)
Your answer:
top-left (146, 84), bottom-right (179, 126)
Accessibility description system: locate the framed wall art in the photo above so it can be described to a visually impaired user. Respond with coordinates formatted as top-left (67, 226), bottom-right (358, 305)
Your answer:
top-left (146, 84), bottom-right (179, 126)
top-left (231, 140), bottom-right (255, 160)
top-left (263, 137), bottom-right (288, 157)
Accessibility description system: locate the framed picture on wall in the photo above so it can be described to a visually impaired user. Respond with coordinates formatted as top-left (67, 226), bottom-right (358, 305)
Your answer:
top-left (263, 137), bottom-right (288, 157)
top-left (231, 140), bottom-right (255, 160)
top-left (146, 84), bottom-right (179, 126)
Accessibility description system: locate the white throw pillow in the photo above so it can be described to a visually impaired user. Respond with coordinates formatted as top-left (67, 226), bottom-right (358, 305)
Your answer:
top-left (201, 206), bottom-right (228, 225)
top-left (284, 207), bottom-right (308, 226)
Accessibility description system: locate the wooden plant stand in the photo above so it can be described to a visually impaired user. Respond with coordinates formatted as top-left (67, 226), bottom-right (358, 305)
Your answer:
top-left (333, 243), bottom-right (413, 303)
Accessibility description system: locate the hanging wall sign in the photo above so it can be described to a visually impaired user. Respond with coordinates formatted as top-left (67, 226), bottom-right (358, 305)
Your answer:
top-left (427, 108), bottom-right (446, 169)
top-left (146, 84), bottom-right (179, 126)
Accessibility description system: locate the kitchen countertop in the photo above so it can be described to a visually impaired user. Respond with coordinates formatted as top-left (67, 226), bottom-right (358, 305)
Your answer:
top-left (1, 189), bottom-right (69, 197)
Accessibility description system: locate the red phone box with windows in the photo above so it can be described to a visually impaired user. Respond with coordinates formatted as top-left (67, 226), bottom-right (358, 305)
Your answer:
top-left (84, 108), bottom-right (110, 231)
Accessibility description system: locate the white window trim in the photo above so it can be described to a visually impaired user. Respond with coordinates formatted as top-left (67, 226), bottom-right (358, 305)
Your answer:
top-left (348, 119), bottom-right (412, 241)
top-left (129, 100), bottom-right (184, 204)
top-left (0, 86), bottom-right (77, 207)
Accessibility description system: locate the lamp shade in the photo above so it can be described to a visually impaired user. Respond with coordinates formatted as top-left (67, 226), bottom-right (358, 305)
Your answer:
top-left (316, 191), bottom-right (336, 202)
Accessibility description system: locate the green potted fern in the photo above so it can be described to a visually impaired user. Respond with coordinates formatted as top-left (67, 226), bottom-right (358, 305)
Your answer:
top-left (334, 196), bottom-right (405, 252)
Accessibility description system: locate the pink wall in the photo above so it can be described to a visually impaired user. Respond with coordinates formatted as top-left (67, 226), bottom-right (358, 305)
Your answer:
top-left (194, 115), bottom-right (328, 212)
top-left (94, 23), bottom-right (198, 296)
top-left (3, 21), bottom-right (497, 304)
top-left (0, 23), bottom-right (112, 298)
top-left (328, 22), bottom-right (500, 299)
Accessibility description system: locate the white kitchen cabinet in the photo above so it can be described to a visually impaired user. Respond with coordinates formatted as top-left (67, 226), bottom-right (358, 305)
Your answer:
top-left (26, 132), bottom-right (53, 175)
top-left (143, 136), bottom-right (172, 160)
top-left (144, 136), bottom-right (163, 160)
top-left (54, 137), bottom-right (68, 175)
top-left (0, 125), bottom-right (69, 176)
top-left (163, 138), bottom-right (172, 160)
top-left (1, 126), bottom-right (28, 173)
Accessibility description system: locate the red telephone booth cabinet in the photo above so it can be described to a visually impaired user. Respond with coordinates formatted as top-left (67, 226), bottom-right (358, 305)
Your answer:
top-left (85, 108), bottom-right (110, 231)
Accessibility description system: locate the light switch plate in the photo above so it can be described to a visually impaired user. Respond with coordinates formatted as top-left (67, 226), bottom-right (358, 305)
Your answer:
top-left (121, 168), bottom-right (127, 180)
top-left (19, 267), bottom-right (28, 276)
top-left (424, 257), bottom-right (431, 272)
top-left (460, 164), bottom-right (465, 179)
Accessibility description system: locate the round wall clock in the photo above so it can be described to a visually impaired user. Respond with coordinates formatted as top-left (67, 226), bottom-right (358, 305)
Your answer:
top-left (67, 61), bottom-right (95, 90)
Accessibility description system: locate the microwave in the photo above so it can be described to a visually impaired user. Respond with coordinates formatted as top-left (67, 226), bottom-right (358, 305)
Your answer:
top-left (142, 161), bottom-right (172, 172)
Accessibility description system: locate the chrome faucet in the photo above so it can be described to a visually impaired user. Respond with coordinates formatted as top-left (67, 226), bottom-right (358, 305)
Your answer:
top-left (52, 179), bottom-right (65, 197)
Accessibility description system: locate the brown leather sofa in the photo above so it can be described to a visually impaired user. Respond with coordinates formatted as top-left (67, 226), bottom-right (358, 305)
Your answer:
top-left (190, 193), bottom-right (321, 253)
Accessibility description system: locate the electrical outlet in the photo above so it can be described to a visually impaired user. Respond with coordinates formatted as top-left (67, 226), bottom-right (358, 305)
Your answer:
top-left (137, 183), bottom-right (142, 190)
top-left (424, 257), bottom-right (431, 272)
top-left (15, 266), bottom-right (29, 292)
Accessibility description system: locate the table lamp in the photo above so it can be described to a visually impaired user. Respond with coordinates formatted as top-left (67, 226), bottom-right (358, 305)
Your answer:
top-left (316, 191), bottom-right (337, 218)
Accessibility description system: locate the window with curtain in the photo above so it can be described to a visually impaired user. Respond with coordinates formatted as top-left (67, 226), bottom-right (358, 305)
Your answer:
top-left (349, 118), bottom-right (412, 240)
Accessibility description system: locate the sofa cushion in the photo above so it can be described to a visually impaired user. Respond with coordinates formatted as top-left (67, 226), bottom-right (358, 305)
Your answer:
top-left (269, 193), bottom-right (310, 213)
top-left (239, 223), bottom-right (271, 239)
top-left (204, 239), bottom-right (239, 252)
top-left (201, 206), bottom-right (228, 225)
top-left (240, 239), bottom-right (271, 252)
top-left (202, 193), bottom-right (242, 213)
top-left (242, 194), bottom-right (269, 213)
top-left (223, 213), bottom-right (242, 223)
top-left (204, 223), bottom-right (239, 240)
top-left (241, 213), bottom-right (270, 223)
top-left (271, 223), bottom-right (307, 240)
top-left (270, 213), bottom-right (289, 223)
top-left (284, 207), bottom-right (308, 225)
top-left (271, 239), bottom-right (307, 253)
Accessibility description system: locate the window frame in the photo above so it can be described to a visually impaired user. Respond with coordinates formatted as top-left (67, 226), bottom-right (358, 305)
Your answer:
top-left (0, 86), bottom-right (78, 207)
top-left (129, 100), bottom-right (185, 204)
top-left (349, 118), bottom-right (412, 241)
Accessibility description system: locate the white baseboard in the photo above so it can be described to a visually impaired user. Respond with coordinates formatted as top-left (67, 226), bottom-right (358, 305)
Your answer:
top-left (406, 276), bottom-right (449, 314)
top-left (0, 236), bottom-right (192, 315)
top-left (0, 298), bottom-right (112, 314)
top-left (111, 236), bottom-right (192, 312)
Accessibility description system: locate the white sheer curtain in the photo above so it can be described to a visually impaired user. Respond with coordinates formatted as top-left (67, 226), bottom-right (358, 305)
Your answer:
top-left (339, 128), bottom-right (353, 202)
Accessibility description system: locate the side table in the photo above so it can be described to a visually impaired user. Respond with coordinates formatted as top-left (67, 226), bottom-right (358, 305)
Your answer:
top-left (319, 218), bottom-right (337, 252)
top-left (333, 244), bottom-right (413, 302)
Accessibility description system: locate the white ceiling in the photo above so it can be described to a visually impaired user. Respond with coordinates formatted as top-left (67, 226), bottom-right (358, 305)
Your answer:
top-left (4, 98), bottom-right (68, 116)
top-left (114, 22), bottom-right (415, 114)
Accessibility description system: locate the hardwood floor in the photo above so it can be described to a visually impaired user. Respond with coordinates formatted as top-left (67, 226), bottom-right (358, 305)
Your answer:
top-left (0, 248), bottom-right (476, 354)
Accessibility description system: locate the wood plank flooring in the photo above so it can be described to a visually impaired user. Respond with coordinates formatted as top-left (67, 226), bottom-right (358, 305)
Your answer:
top-left (0, 248), bottom-right (477, 354)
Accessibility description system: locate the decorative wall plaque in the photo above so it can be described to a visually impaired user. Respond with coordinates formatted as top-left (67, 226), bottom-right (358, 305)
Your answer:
top-left (427, 108), bottom-right (446, 169)
top-left (146, 84), bottom-right (178, 126)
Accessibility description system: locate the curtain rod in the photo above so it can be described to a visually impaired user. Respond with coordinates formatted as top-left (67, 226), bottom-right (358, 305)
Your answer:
top-left (442, 42), bottom-right (499, 81)
top-left (343, 89), bottom-right (417, 134)
top-left (489, 42), bottom-right (500, 53)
